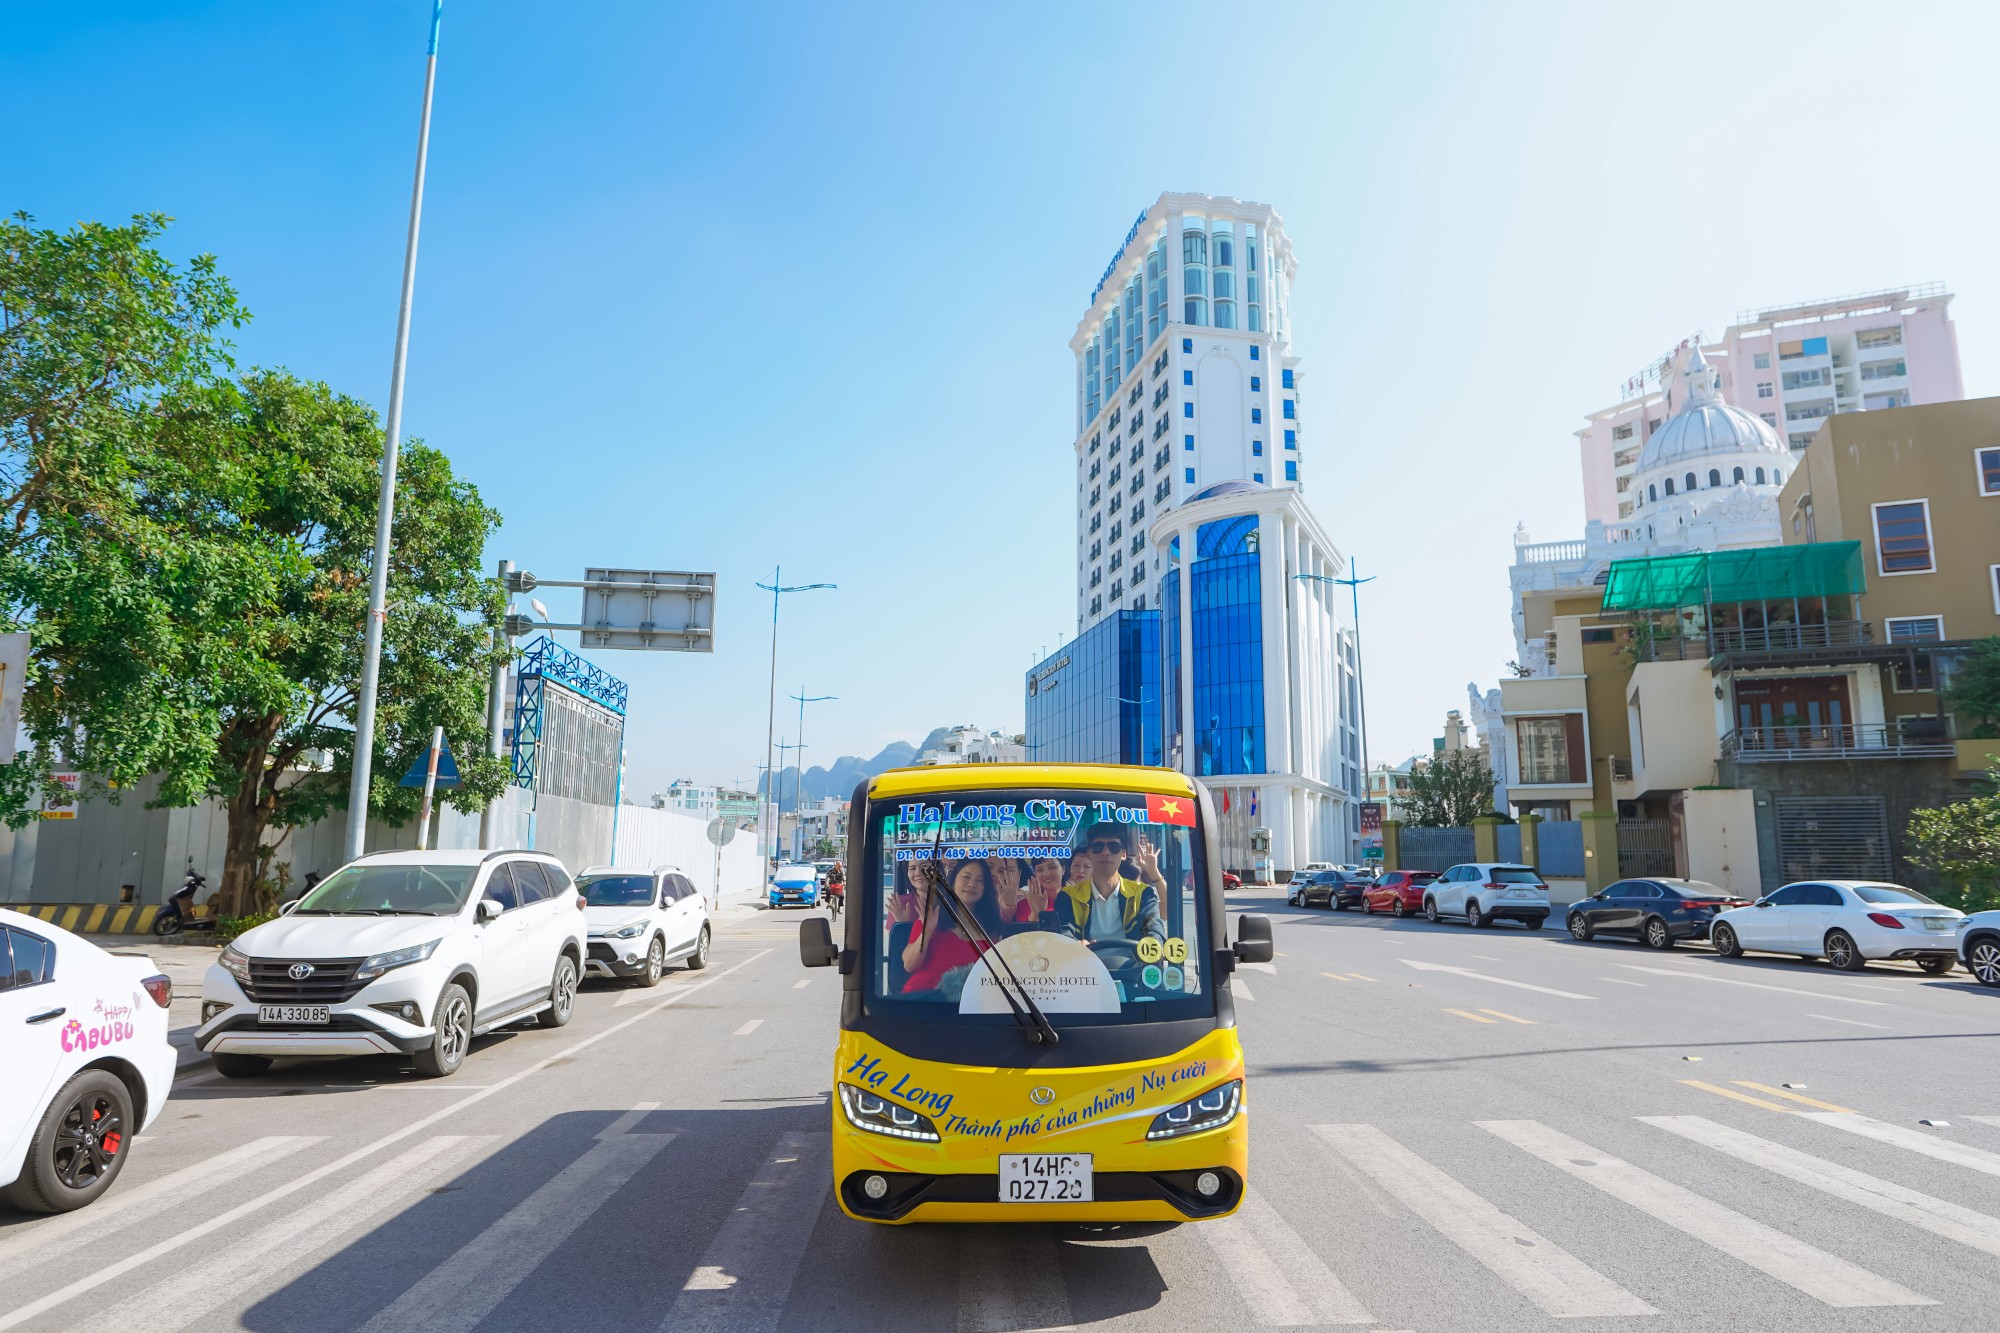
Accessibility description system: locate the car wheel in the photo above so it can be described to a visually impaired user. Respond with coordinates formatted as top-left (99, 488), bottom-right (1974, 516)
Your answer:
top-left (1393, 899), bottom-right (1410, 919)
top-left (1916, 955), bottom-right (1954, 976)
top-left (1332, 896), bottom-right (1349, 912)
top-left (635, 935), bottom-right (666, 988)
top-left (1643, 917), bottom-right (1673, 950)
top-left (1467, 900), bottom-right (1488, 929)
top-left (1568, 912), bottom-right (1593, 942)
top-left (412, 982), bottom-right (472, 1078)
top-left (1424, 897), bottom-right (1440, 924)
top-left (210, 1052), bottom-right (273, 1079)
top-left (536, 955), bottom-right (579, 1028)
top-left (1825, 930), bottom-right (1866, 972)
top-left (685, 924), bottom-right (711, 971)
top-left (1969, 939), bottom-right (2000, 988)
top-left (1711, 922), bottom-right (1743, 958)
top-left (1, 1069), bottom-right (134, 1214)
top-left (1524, 914), bottom-right (1547, 932)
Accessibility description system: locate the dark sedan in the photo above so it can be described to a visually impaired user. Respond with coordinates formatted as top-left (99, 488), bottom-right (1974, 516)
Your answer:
top-left (1293, 870), bottom-right (1368, 911)
top-left (1565, 878), bottom-right (1752, 949)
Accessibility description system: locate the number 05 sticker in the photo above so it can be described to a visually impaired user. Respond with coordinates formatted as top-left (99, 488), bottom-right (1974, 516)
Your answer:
top-left (1136, 936), bottom-right (1164, 963)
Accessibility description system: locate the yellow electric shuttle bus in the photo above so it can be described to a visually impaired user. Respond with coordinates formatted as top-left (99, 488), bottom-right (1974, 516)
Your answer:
top-left (798, 762), bottom-right (1273, 1224)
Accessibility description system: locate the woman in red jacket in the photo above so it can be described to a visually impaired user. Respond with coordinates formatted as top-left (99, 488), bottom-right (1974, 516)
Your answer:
top-left (898, 859), bottom-right (1003, 994)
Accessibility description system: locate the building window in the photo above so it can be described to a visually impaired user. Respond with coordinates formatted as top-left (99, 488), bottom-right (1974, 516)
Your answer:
top-left (1685, 471), bottom-right (1697, 491)
top-left (1734, 466), bottom-right (1745, 483)
top-left (1753, 468), bottom-right (1764, 484)
top-left (1185, 468), bottom-right (1195, 483)
top-left (1613, 423), bottom-right (1634, 441)
top-left (1253, 472), bottom-right (1264, 483)
top-left (1282, 369), bottom-right (1294, 389)
top-left (1860, 359), bottom-right (1907, 381)
top-left (1664, 478), bottom-right (1675, 495)
top-left (1182, 337), bottom-right (1193, 353)
top-left (1182, 231), bottom-right (1207, 266)
top-left (1991, 565), bottom-right (2000, 615)
top-left (1516, 715), bottom-right (1583, 784)
top-left (1284, 460), bottom-right (1297, 481)
top-left (1184, 297), bottom-right (1207, 326)
top-left (1858, 327), bottom-right (1904, 349)
top-left (1873, 499), bottom-right (1935, 575)
top-left (1249, 345), bottom-right (1260, 361)
top-left (1183, 370), bottom-right (1193, 386)
top-left (1709, 469), bottom-right (1721, 487)
top-left (1184, 434), bottom-right (1194, 451)
top-left (1763, 414), bottom-right (1780, 428)
top-left (1250, 376), bottom-right (1261, 392)
top-left (1282, 399), bottom-right (1295, 419)
top-left (1775, 469), bottom-right (1783, 485)
top-left (1250, 408), bottom-right (1262, 424)
top-left (1283, 429), bottom-right (1296, 449)
top-left (1753, 352), bottom-right (1771, 369)
top-left (1888, 615), bottom-right (1945, 643)
top-left (1978, 447), bottom-right (2000, 497)
top-left (1252, 440), bottom-right (1263, 456)
top-left (1184, 402), bottom-right (1194, 418)
top-left (1580, 627), bottom-right (1615, 644)
top-left (1888, 616), bottom-right (1946, 692)
top-left (1648, 483), bottom-right (1658, 502)
top-left (1757, 382), bottom-right (1773, 398)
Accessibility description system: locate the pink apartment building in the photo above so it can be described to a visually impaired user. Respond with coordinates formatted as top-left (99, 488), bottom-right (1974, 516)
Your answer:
top-left (1580, 285), bottom-right (1963, 524)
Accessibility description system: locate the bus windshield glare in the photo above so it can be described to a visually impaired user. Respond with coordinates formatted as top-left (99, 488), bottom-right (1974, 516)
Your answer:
top-left (868, 787), bottom-right (1212, 1027)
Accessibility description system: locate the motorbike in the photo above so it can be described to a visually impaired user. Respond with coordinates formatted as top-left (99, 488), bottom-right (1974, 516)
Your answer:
top-left (152, 869), bottom-right (217, 937)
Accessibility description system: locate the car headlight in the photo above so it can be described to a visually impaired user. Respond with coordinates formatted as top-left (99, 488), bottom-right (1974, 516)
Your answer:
top-left (837, 1083), bottom-right (941, 1143)
top-left (1147, 1080), bottom-right (1242, 1140)
top-left (354, 939), bottom-right (442, 982)
top-left (606, 921), bottom-right (647, 940)
top-left (219, 944), bottom-right (253, 985)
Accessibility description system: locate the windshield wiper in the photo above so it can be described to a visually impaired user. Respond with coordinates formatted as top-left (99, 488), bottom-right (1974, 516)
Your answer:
top-left (917, 823), bottom-right (1059, 1046)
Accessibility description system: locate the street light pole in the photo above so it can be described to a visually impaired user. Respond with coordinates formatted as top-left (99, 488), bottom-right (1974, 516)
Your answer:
top-left (345, 0), bottom-right (446, 863)
top-left (775, 739), bottom-right (805, 863)
top-left (755, 570), bottom-right (836, 864)
top-left (791, 689), bottom-right (836, 860)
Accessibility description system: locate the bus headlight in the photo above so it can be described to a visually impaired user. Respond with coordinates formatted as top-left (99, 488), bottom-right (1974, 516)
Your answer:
top-left (1146, 1080), bottom-right (1242, 1140)
top-left (837, 1084), bottom-right (941, 1143)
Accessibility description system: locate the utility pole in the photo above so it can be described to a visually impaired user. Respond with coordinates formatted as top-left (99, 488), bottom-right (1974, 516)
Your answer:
top-left (791, 690), bottom-right (836, 860)
top-left (479, 557), bottom-right (513, 849)
top-left (345, 0), bottom-right (446, 862)
top-left (754, 569), bottom-right (835, 864)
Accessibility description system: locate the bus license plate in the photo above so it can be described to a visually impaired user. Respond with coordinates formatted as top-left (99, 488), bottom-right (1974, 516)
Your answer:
top-left (258, 1005), bottom-right (330, 1025)
top-left (999, 1153), bottom-right (1093, 1203)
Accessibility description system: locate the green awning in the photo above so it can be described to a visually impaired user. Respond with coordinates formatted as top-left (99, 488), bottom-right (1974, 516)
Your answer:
top-left (1600, 542), bottom-right (1864, 612)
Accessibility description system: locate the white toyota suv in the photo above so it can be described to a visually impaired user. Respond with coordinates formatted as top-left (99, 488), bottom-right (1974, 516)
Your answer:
top-left (196, 849), bottom-right (588, 1079)
top-left (578, 864), bottom-right (711, 985)
top-left (1424, 862), bottom-right (1551, 930)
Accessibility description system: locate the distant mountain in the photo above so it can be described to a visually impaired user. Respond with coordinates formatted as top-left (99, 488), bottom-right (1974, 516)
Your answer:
top-left (760, 727), bottom-right (953, 811)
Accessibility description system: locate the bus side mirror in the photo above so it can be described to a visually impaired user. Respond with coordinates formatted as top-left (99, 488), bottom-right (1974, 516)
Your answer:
top-left (1232, 913), bottom-right (1274, 964)
top-left (800, 917), bottom-right (838, 967)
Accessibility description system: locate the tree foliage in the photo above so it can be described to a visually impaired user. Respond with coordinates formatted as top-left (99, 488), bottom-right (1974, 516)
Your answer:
top-left (1403, 748), bottom-right (1497, 828)
top-left (1905, 770), bottom-right (2000, 914)
top-left (1947, 637), bottom-right (2000, 740)
top-left (1, 214), bottom-right (507, 914)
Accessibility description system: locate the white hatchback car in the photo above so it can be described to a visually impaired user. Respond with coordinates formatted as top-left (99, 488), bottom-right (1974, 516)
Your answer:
top-left (1, 909), bottom-right (176, 1214)
top-left (1710, 880), bottom-right (1964, 973)
top-left (197, 849), bottom-right (588, 1079)
top-left (577, 864), bottom-right (711, 985)
top-left (1424, 863), bottom-right (1550, 930)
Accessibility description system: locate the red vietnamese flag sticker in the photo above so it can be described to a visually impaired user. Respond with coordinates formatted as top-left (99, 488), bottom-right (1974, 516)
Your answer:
top-left (1146, 793), bottom-right (1196, 826)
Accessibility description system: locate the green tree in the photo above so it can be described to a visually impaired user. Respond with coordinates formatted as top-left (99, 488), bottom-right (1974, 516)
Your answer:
top-left (1946, 637), bottom-right (2000, 740)
top-left (1404, 748), bottom-right (1497, 827)
top-left (1905, 768), bottom-right (2000, 913)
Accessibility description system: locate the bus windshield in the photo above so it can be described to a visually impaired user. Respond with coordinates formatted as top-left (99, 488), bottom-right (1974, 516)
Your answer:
top-left (867, 787), bottom-right (1213, 1026)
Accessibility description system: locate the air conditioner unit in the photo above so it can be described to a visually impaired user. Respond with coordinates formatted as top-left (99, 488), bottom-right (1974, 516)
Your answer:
top-left (1617, 801), bottom-right (1640, 820)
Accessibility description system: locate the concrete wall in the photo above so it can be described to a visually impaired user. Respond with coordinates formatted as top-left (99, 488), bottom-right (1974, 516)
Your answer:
top-left (1628, 660), bottom-right (1719, 791)
top-left (1677, 788), bottom-right (1760, 898)
top-left (1720, 755), bottom-right (1968, 893)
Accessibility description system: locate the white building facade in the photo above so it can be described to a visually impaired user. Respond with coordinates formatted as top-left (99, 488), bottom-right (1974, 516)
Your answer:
top-left (1072, 194), bottom-right (1302, 631)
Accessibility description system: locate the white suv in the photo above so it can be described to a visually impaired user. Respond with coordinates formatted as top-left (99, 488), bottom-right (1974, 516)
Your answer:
top-left (1424, 863), bottom-right (1550, 930)
top-left (196, 849), bottom-right (588, 1079)
top-left (578, 865), bottom-right (711, 985)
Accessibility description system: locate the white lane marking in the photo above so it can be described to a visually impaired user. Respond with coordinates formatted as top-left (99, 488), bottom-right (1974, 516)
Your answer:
top-left (959, 1225), bottom-right (1075, 1332)
top-left (1599, 977), bottom-right (1645, 987)
top-left (616, 972), bottom-right (700, 1005)
top-left (734, 1018), bottom-right (765, 1036)
top-left (1615, 964), bottom-right (1889, 1006)
top-left (599, 1102), bottom-right (661, 1138)
top-left (0, 1136), bottom-right (321, 1283)
top-left (1199, 1187), bottom-right (1372, 1325)
top-left (793, 978), bottom-right (811, 989)
top-left (1399, 959), bottom-right (1592, 1000)
top-left (92, 1135), bottom-right (491, 1333)
top-left (1645, 1115), bottom-right (2000, 1259)
top-left (1241, 960), bottom-right (1278, 973)
top-left (0, 948), bottom-right (771, 1333)
top-left (1802, 1113), bottom-right (2000, 1179)
top-left (363, 1123), bottom-right (677, 1333)
top-left (1473, 955), bottom-right (1500, 961)
top-left (1233, 979), bottom-right (1256, 1001)
top-left (1809, 1013), bottom-right (1892, 1030)
top-left (668, 1132), bottom-right (831, 1331)
top-left (1310, 1124), bottom-right (1651, 1318)
top-left (1968, 1117), bottom-right (2000, 1132)
top-left (1482, 1119), bottom-right (1932, 1307)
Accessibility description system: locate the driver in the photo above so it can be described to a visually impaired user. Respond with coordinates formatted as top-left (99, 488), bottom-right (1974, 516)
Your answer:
top-left (1055, 821), bottom-right (1167, 944)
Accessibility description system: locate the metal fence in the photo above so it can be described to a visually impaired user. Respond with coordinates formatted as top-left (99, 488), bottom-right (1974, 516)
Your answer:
top-left (1537, 821), bottom-right (1585, 877)
top-left (1617, 819), bottom-right (1675, 878)
top-left (1399, 826), bottom-right (1475, 873)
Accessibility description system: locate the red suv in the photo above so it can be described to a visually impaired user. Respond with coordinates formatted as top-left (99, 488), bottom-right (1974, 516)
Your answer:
top-left (1363, 870), bottom-right (1439, 919)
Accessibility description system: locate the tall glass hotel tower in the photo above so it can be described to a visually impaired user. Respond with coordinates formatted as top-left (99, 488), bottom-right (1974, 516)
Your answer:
top-left (1027, 193), bottom-right (1363, 872)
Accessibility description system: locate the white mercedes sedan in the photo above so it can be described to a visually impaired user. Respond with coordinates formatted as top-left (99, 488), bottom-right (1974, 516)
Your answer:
top-left (1709, 880), bottom-right (1963, 973)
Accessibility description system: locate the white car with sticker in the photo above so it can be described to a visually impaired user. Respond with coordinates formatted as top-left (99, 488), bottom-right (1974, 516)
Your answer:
top-left (1, 908), bottom-right (176, 1214)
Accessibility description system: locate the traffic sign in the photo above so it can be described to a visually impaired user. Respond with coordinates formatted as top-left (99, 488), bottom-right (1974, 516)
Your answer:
top-left (399, 740), bottom-right (461, 788)
top-left (706, 816), bottom-right (737, 847)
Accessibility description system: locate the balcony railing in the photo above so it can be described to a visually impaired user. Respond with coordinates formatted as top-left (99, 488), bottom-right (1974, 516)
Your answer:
top-left (1709, 620), bottom-right (1872, 656)
top-left (1721, 722), bottom-right (1958, 762)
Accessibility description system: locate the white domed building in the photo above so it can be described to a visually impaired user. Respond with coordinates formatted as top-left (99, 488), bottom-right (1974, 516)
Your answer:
top-left (1626, 346), bottom-right (1789, 544)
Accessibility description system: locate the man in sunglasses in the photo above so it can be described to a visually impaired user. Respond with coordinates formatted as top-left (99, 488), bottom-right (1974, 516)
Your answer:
top-left (1054, 821), bottom-right (1167, 944)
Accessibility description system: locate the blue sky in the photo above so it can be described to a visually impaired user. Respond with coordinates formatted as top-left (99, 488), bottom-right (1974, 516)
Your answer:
top-left (7, 1), bottom-right (1997, 797)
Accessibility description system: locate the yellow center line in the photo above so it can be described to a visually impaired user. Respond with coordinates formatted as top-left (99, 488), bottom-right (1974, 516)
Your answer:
top-left (1731, 1081), bottom-right (1855, 1113)
top-left (1346, 973), bottom-right (1376, 982)
top-left (1321, 972), bottom-right (1347, 981)
top-left (1681, 1079), bottom-right (1792, 1113)
top-left (1478, 1009), bottom-right (1535, 1024)
top-left (1444, 1008), bottom-right (1497, 1024)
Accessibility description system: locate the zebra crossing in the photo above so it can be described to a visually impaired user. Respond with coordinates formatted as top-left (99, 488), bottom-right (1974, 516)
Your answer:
top-left (4, 1105), bottom-right (2000, 1330)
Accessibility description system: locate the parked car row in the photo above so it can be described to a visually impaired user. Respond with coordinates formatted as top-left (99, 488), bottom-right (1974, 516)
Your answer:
top-left (1291, 864), bottom-right (1550, 930)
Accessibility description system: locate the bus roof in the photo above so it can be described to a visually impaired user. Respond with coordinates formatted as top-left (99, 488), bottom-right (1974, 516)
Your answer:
top-left (867, 762), bottom-right (1196, 801)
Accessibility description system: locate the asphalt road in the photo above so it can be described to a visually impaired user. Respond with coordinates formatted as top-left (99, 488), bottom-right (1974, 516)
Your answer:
top-left (6, 888), bottom-right (2000, 1332)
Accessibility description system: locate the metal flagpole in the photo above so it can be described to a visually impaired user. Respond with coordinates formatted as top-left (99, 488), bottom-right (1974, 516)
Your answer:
top-left (345, 0), bottom-right (446, 862)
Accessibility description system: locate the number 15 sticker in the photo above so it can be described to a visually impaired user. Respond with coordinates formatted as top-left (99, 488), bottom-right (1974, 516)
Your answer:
top-left (1164, 937), bottom-right (1188, 963)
